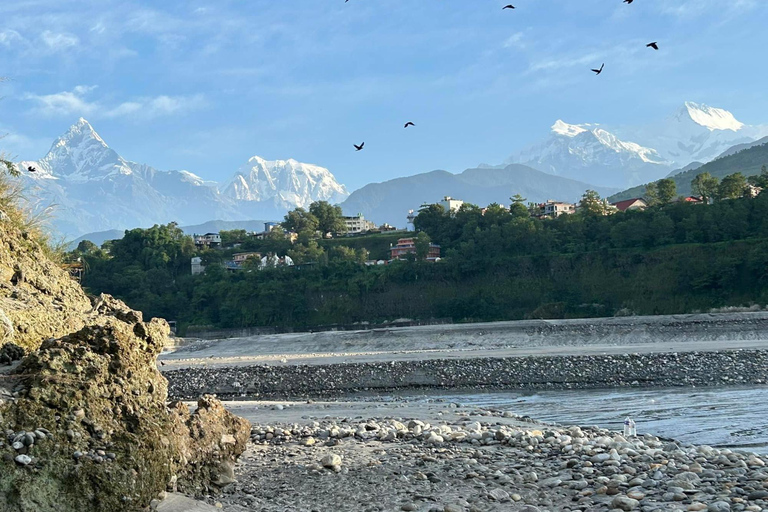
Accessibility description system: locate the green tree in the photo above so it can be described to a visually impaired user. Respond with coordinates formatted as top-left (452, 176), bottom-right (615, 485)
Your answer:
top-left (691, 172), bottom-right (719, 203)
top-left (282, 208), bottom-right (319, 237)
top-left (644, 182), bottom-right (659, 206)
top-left (414, 231), bottom-right (432, 260)
top-left (220, 229), bottom-right (248, 246)
top-left (657, 178), bottom-right (677, 205)
top-left (717, 173), bottom-right (748, 200)
top-left (509, 194), bottom-right (529, 218)
top-left (328, 245), bottom-right (366, 264)
top-left (578, 190), bottom-right (607, 216)
top-left (748, 165), bottom-right (768, 189)
top-left (309, 201), bottom-right (346, 236)
top-left (288, 241), bottom-right (326, 265)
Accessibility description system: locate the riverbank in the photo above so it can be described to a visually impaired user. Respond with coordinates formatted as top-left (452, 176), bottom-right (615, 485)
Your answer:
top-left (202, 400), bottom-right (768, 512)
top-left (161, 312), bottom-right (768, 398)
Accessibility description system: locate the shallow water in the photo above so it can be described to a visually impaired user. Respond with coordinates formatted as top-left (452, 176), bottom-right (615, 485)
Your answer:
top-left (401, 386), bottom-right (768, 454)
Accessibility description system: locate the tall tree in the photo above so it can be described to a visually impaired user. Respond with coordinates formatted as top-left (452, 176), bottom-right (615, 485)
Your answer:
top-left (282, 208), bottom-right (319, 236)
top-left (644, 182), bottom-right (659, 206)
top-left (717, 173), bottom-right (748, 200)
top-left (309, 201), bottom-right (346, 236)
top-left (414, 231), bottom-right (433, 260)
top-left (509, 194), bottom-right (529, 218)
top-left (657, 178), bottom-right (677, 205)
top-left (691, 172), bottom-right (719, 203)
top-left (578, 190), bottom-right (607, 216)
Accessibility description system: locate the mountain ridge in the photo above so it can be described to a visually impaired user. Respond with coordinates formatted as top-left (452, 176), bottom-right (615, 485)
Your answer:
top-left (340, 164), bottom-right (618, 228)
top-left (17, 119), bottom-right (349, 239)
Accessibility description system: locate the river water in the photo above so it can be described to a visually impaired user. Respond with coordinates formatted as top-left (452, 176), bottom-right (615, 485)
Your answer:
top-left (399, 386), bottom-right (768, 454)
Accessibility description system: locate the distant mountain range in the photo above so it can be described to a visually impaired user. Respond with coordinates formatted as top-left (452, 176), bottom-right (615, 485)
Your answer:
top-left (15, 103), bottom-right (768, 241)
top-left (509, 102), bottom-right (767, 189)
top-left (610, 138), bottom-right (768, 202)
top-left (18, 119), bottom-right (348, 239)
top-left (339, 164), bottom-right (618, 228)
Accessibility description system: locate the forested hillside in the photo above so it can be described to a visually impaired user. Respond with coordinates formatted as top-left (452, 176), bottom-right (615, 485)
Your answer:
top-left (70, 194), bottom-right (768, 333)
top-left (611, 141), bottom-right (768, 202)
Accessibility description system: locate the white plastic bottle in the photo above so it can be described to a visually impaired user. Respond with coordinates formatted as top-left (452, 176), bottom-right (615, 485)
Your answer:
top-left (623, 417), bottom-right (637, 437)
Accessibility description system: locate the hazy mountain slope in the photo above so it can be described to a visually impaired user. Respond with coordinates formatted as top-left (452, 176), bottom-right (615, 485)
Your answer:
top-left (610, 140), bottom-right (768, 202)
top-left (341, 164), bottom-right (617, 227)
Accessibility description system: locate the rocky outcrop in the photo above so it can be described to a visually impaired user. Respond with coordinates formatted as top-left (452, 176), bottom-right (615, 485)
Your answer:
top-left (0, 209), bottom-right (92, 352)
top-left (0, 296), bottom-right (250, 512)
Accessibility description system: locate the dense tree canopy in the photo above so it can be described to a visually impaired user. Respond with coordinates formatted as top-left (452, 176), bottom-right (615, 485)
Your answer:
top-left (73, 188), bottom-right (768, 333)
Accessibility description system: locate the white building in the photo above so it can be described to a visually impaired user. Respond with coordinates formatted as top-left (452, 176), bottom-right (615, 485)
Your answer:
top-left (343, 214), bottom-right (377, 234)
top-left (191, 257), bottom-right (205, 275)
top-left (193, 233), bottom-right (221, 248)
top-left (536, 201), bottom-right (576, 218)
top-left (439, 196), bottom-right (464, 213)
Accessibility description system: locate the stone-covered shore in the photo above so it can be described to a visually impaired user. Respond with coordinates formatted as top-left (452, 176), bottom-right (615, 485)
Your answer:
top-left (166, 349), bottom-right (768, 400)
top-left (207, 405), bottom-right (768, 512)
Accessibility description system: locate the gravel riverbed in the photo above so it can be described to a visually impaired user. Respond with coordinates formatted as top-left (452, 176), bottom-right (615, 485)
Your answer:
top-left (205, 404), bottom-right (768, 512)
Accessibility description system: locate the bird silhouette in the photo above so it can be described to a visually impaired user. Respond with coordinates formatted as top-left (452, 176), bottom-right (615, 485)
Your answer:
top-left (503, 4), bottom-right (515, 9)
top-left (26, 166), bottom-right (37, 173)
top-left (647, 42), bottom-right (659, 50)
top-left (624, 0), bottom-right (634, 4)
top-left (404, 122), bottom-right (415, 128)
top-left (354, 142), bottom-right (365, 151)
top-left (591, 63), bottom-right (605, 75)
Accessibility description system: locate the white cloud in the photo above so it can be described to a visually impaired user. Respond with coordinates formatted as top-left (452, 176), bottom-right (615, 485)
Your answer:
top-left (503, 32), bottom-right (526, 50)
top-left (24, 85), bottom-right (206, 120)
top-left (24, 85), bottom-right (98, 117)
top-left (40, 30), bottom-right (79, 50)
top-left (0, 30), bottom-right (24, 47)
top-left (658, 0), bottom-right (757, 18)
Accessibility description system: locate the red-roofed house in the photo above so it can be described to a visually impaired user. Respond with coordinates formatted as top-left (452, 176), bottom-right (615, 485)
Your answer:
top-left (611, 198), bottom-right (648, 212)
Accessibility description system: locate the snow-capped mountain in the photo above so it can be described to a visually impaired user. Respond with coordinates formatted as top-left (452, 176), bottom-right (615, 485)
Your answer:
top-left (509, 120), bottom-right (669, 188)
top-left (614, 102), bottom-right (762, 169)
top-left (223, 156), bottom-right (349, 210)
top-left (509, 102), bottom-right (768, 189)
top-left (16, 119), bottom-right (349, 239)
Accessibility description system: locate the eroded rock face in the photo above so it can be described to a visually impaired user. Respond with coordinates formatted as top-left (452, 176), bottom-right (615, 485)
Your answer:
top-left (0, 296), bottom-right (250, 512)
top-left (0, 221), bottom-right (92, 353)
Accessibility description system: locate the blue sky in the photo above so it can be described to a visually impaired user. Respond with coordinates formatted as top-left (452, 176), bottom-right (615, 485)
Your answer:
top-left (1, 0), bottom-right (766, 191)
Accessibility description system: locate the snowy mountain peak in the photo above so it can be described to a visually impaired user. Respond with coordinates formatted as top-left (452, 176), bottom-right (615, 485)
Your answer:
top-left (37, 118), bottom-right (128, 181)
top-left (224, 156), bottom-right (349, 208)
top-left (551, 120), bottom-right (590, 137)
top-left (678, 102), bottom-right (744, 132)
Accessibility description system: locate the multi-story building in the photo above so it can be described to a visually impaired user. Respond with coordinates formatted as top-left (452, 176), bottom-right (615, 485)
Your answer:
top-left (439, 196), bottom-right (464, 213)
top-left (342, 214), bottom-right (378, 234)
top-left (533, 201), bottom-right (576, 218)
top-left (389, 238), bottom-right (441, 261)
top-left (193, 233), bottom-right (221, 248)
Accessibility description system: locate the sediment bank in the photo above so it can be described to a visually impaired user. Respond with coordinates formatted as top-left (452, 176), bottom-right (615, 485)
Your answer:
top-left (165, 349), bottom-right (768, 400)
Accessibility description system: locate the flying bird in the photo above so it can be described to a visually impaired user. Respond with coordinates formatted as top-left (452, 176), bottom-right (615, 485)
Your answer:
top-left (27, 166), bottom-right (37, 173)
top-left (404, 122), bottom-right (415, 128)
top-left (591, 63), bottom-right (605, 75)
top-left (354, 142), bottom-right (365, 151)
top-left (503, 4), bottom-right (515, 9)
top-left (647, 42), bottom-right (659, 50)
top-left (624, 0), bottom-right (633, 4)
